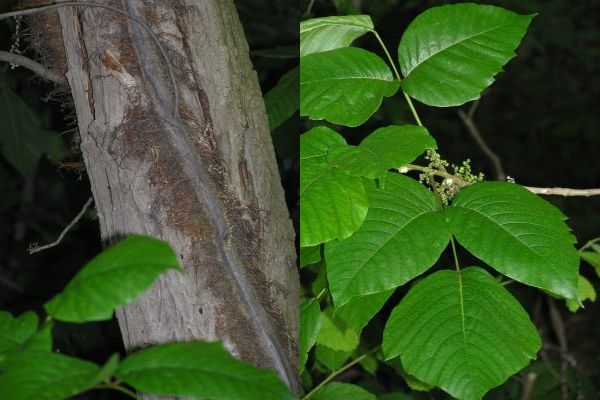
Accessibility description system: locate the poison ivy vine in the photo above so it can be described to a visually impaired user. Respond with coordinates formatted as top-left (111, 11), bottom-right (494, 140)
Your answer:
top-left (299, 4), bottom-right (594, 400)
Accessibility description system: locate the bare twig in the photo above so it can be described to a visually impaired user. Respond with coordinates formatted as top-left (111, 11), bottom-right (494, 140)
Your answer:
top-left (28, 196), bottom-right (93, 255)
top-left (458, 101), bottom-right (506, 180)
top-left (0, 50), bottom-right (66, 84)
top-left (0, 1), bottom-right (179, 115)
top-left (548, 298), bottom-right (569, 400)
top-left (519, 372), bottom-right (537, 400)
top-left (524, 187), bottom-right (600, 197)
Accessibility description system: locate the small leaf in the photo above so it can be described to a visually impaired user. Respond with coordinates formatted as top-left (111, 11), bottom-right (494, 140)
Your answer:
top-left (300, 161), bottom-right (368, 247)
top-left (445, 182), bottom-right (579, 301)
top-left (383, 267), bottom-right (541, 400)
top-left (326, 173), bottom-right (450, 307)
top-left (301, 47), bottom-right (398, 127)
top-left (0, 352), bottom-right (100, 400)
top-left (311, 382), bottom-right (376, 400)
top-left (328, 125), bottom-right (436, 178)
top-left (115, 341), bottom-right (295, 400)
top-left (264, 66), bottom-right (299, 131)
top-left (0, 311), bottom-right (38, 356)
top-left (44, 235), bottom-right (181, 323)
top-left (566, 276), bottom-right (596, 312)
top-left (300, 298), bottom-right (322, 372)
top-left (300, 15), bottom-right (373, 56)
top-left (300, 245), bottom-right (321, 268)
top-left (316, 310), bottom-right (359, 353)
top-left (398, 4), bottom-right (534, 106)
top-left (335, 289), bottom-right (393, 335)
top-left (0, 79), bottom-right (67, 175)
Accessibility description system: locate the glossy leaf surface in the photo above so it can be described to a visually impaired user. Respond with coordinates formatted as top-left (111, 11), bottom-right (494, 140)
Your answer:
top-left (300, 128), bottom-right (368, 246)
top-left (445, 182), bottom-right (579, 301)
top-left (398, 4), bottom-right (534, 106)
top-left (300, 15), bottom-right (373, 56)
top-left (383, 267), bottom-right (541, 400)
top-left (301, 47), bottom-right (398, 127)
top-left (45, 235), bottom-right (180, 322)
top-left (326, 173), bottom-right (450, 307)
top-left (116, 342), bottom-right (294, 400)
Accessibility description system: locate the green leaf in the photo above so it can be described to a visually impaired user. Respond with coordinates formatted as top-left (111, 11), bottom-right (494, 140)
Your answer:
top-left (300, 298), bottom-right (322, 373)
top-left (386, 357), bottom-right (434, 392)
top-left (300, 15), bottom-right (373, 56)
top-left (398, 4), bottom-right (534, 107)
top-left (580, 251), bottom-right (600, 276)
top-left (0, 79), bottom-right (67, 175)
top-left (316, 310), bottom-right (359, 353)
top-left (325, 173), bottom-right (450, 307)
top-left (566, 275), bottom-right (596, 312)
top-left (301, 47), bottom-right (398, 127)
top-left (301, 126), bottom-right (347, 167)
top-left (445, 182), bottom-right (579, 301)
top-left (300, 161), bottom-right (368, 247)
top-left (315, 345), bottom-right (350, 371)
top-left (300, 245), bottom-right (321, 268)
top-left (115, 341), bottom-right (295, 400)
top-left (44, 235), bottom-right (181, 323)
top-left (264, 66), bottom-right (299, 131)
top-left (0, 352), bottom-right (100, 400)
top-left (383, 267), bottom-right (541, 400)
top-left (311, 382), bottom-right (376, 400)
top-left (335, 289), bottom-right (393, 335)
top-left (328, 125), bottom-right (436, 178)
top-left (0, 311), bottom-right (38, 356)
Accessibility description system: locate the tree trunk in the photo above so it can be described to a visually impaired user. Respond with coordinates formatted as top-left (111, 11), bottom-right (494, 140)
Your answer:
top-left (41, 0), bottom-right (298, 395)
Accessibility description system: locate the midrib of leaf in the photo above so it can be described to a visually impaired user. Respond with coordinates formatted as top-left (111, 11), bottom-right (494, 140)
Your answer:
top-left (454, 206), bottom-right (570, 290)
top-left (404, 22), bottom-right (518, 74)
top-left (455, 269), bottom-right (472, 390)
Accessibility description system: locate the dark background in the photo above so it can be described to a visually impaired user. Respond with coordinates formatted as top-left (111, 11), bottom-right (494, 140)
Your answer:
top-left (300, 0), bottom-right (600, 399)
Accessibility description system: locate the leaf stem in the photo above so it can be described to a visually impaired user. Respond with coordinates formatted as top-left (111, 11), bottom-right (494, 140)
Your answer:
top-left (450, 236), bottom-right (461, 273)
top-left (579, 237), bottom-right (600, 252)
top-left (95, 383), bottom-right (139, 399)
top-left (372, 30), bottom-right (423, 127)
top-left (302, 346), bottom-right (380, 399)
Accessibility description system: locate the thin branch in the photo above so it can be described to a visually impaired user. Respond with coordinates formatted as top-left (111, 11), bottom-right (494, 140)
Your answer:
top-left (548, 298), bottom-right (569, 400)
top-left (302, 346), bottom-right (380, 399)
top-left (0, 1), bottom-right (179, 115)
top-left (458, 101), bottom-right (506, 180)
top-left (524, 187), bottom-right (600, 197)
top-left (519, 372), bottom-right (537, 400)
top-left (28, 196), bottom-right (93, 255)
top-left (0, 50), bottom-right (66, 84)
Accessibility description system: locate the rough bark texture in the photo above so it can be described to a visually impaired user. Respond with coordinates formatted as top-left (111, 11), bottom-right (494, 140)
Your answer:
top-left (49, 0), bottom-right (298, 395)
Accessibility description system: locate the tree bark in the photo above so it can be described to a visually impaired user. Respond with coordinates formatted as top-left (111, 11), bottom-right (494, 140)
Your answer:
top-left (45, 0), bottom-right (297, 395)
